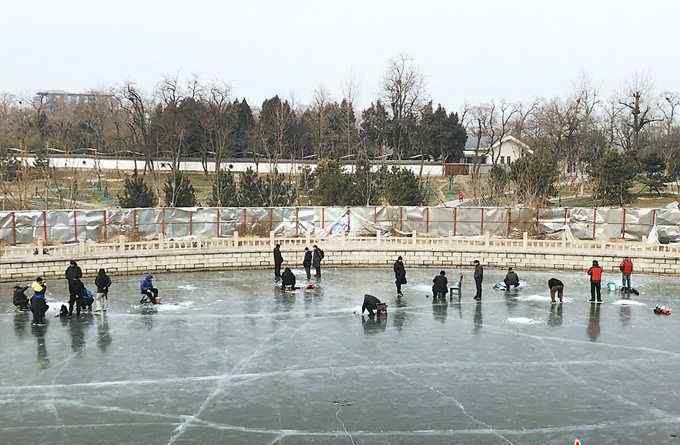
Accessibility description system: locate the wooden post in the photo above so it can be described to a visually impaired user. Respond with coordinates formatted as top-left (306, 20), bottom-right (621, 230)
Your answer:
top-left (73, 211), bottom-right (78, 243)
top-left (621, 208), bottom-right (626, 239)
top-left (480, 208), bottom-right (485, 236)
top-left (506, 208), bottom-right (512, 237)
top-left (160, 208), bottom-right (166, 238)
top-left (42, 211), bottom-right (48, 242)
top-left (523, 231), bottom-right (528, 249)
top-left (321, 207), bottom-right (325, 231)
top-left (592, 207), bottom-right (597, 240)
top-left (652, 209), bottom-right (657, 226)
top-left (102, 210), bottom-right (108, 242)
top-left (400, 207), bottom-right (404, 233)
top-left (188, 211), bottom-right (193, 236)
top-left (11, 212), bottom-right (16, 246)
top-left (295, 207), bottom-right (300, 237)
top-left (453, 207), bottom-right (458, 237)
top-left (241, 208), bottom-right (246, 236)
top-left (269, 208), bottom-right (274, 233)
top-left (425, 207), bottom-right (430, 235)
top-left (133, 209), bottom-right (138, 240)
top-left (346, 209), bottom-right (351, 234)
top-left (564, 208), bottom-right (569, 226)
top-left (216, 208), bottom-right (220, 238)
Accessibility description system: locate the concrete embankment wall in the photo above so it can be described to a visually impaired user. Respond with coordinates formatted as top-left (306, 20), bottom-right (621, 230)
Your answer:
top-left (2, 246), bottom-right (678, 282)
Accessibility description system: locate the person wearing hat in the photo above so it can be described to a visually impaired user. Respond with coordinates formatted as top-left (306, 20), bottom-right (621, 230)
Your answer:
top-left (432, 270), bottom-right (448, 300)
top-left (13, 284), bottom-right (30, 311)
top-left (587, 260), bottom-right (604, 303)
top-left (65, 260), bottom-right (84, 316)
top-left (503, 267), bottom-right (520, 291)
top-left (30, 277), bottom-right (49, 325)
top-left (393, 256), bottom-right (407, 296)
top-left (473, 260), bottom-right (484, 300)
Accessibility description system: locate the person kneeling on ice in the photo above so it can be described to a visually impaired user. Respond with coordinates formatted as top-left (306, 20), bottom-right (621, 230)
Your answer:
top-left (504, 268), bottom-right (520, 290)
top-left (80, 288), bottom-right (95, 312)
top-left (548, 278), bottom-right (564, 303)
top-left (654, 305), bottom-right (672, 315)
top-left (13, 284), bottom-right (30, 311)
top-left (140, 273), bottom-right (160, 304)
top-left (30, 277), bottom-right (49, 325)
top-left (281, 267), bottom-right (296, 290)
top-left (432, 271), bottom-right (448, 300)
top-left (361, 294), bottom-right (387, 318)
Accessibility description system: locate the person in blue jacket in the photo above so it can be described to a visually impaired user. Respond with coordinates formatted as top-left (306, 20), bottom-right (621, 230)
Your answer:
top-left (140, 273), bottom-right (160, 304)
top-left (30, 277), bottom-right (49, 325)
top-left (80, 288), bottom-right (95, 312)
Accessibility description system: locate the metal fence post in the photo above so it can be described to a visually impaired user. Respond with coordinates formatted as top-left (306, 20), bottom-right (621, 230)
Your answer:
top-left (592, 207), bottom-right (597, 240)
top-left (73, 211), bottom-right (78, 243)
top-left (11, 212), bottom-right (16, 246)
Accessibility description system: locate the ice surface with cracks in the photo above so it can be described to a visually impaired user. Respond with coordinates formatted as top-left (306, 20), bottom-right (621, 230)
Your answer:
top-left (2, 267), bottom-right (680, 444)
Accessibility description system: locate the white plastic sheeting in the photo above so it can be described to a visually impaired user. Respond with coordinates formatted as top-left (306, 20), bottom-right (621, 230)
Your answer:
top-left (0, 205), bottom-right (678, 245)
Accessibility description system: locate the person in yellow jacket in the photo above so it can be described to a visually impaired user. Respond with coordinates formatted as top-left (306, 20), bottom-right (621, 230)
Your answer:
top-left (30, 277), bottom-right (49, 325)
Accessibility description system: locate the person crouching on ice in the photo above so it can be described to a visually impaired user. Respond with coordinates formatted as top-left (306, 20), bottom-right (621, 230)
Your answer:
top-left (432, 271), bottom-right (448, 300)
top-left (281, 267), bottom-right (296, 290)
top-left (13, 285), bottom-right (30, 311)
top-left (361, 294), bottom-right (383, 317)
top-left (140, 273), bottom-right (160, 304)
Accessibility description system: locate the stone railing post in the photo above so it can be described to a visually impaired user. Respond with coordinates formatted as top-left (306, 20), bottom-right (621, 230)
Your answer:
top-left (118, 235), bottom-right (126, 252)
top-left (522, 232), bottom-right (528, 250)
top-left (37, 239), bottom-right (44, 256)
top-left (412, 230), bottom-right (417, 245)
top-left (376, 231), bottom-right (381, 244)
top-left (561, 231), bottom-right (567, 248)
top-left (305, 234), bottom-right (311, 247)
top-left (485, 232), bottom-right (490, 246)
top-left (269, 231), bottom-right (275, 247)
top-left (233, 231), bottom-right (239, 246)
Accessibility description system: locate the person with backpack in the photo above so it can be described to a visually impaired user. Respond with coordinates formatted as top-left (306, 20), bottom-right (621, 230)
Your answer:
top-left (587, 260), bottom-right (604, 303)
top-left (619, 257), bottom-right (633, 291)
top-left (312, 245), bottom-right (324, 279)
top-left (273, 244), bottom-right (284, 282)
top-left (140, 273), bottom-right (160, 304)
top-left (94, 268), bottom-right (112, 313)
top-left (393, 256), bottom-right (407, 296)
top-left (303, 247), bottom-right (312, 280)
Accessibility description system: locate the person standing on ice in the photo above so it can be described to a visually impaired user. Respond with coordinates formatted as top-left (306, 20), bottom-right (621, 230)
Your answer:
top-left (619, 257), bottom-right (633, 290)
top-left (94, 268), bottom-right (111, 313)
top-left (473, 260), bottom-right (484, 300)
top-left (393, 256), bottom-right (407, 296)
top-left (30, 277), bottom-right (48, 325)
top-left (587, 260), bottom-right (603, 303)
top-left (312, 245), bottom-right (324, 279)
top-left (273, 244), bottom-right (284, 282)
top-left (303, 247), bottom-right (312, 280)
top-left (65, 260), bottom-right (83, 316)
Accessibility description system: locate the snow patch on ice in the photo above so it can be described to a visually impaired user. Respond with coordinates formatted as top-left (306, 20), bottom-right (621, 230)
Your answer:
top-left (611, 299), bottom-right (646, 306)
top-left (177, 284), bottom-right (198, 291)
top-left (507, 317), bottom-right (540, 325)
top-left (156, 301), bottom-right (195, 311)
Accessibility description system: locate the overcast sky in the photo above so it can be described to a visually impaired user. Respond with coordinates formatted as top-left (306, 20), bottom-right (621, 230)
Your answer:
top-left (1, 0), bottom-right (678, 110)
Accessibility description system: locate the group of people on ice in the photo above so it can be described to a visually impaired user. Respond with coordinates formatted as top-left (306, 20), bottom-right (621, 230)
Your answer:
top-left (273, 243), bottom-right (325, 290)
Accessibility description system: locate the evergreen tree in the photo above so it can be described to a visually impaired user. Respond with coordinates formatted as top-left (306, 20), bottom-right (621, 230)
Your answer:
top-left (164, 171), bottom-right (197, 207)
top-left (118, 171), bottom-right (158, 208)
top-left (590, 150), bottom-right (639, 206)
top-left (639, 152), bottom-right (666, 196)
top-left (237, 168), bottom-right (264, 206)
top-left (312, 159), bottom-right (355, 206)
top-left (260, 170), bottom-right (297, 206)
top-left (208, 169), bottom-right (238, 207)
top-left (383, 167), bottom-right (425, 206)
top-left (360, 101), bottom-right (390, 157)
top-left (509, 152), bottom-right (559, 205)
top-left (0, 148), bottom-right (20, 181)
top-left (233, 99), bottom-right (255, 157)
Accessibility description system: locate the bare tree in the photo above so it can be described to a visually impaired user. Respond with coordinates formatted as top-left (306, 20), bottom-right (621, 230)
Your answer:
top-left (382, 54), bottom-right (427, 160)
top-left (617, 73), bottom-right (660, 153)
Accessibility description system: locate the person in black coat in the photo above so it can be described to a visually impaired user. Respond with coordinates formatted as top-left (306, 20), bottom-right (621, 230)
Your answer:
top-left (303, 247), bottom-right (312, 280)
top-left (312, 245), bottom-right (324, 279)
top-left (13, 285), bottom-right (30, 311)
top-left (94, 268), bottom-right (112, 312)
top-left (548, 278), bottom-right (564, 303)
top-left (503, 268), bottom-right (520, 290)
top-left (273, 244), bottom-right (284, 282)
top-left (432, 271), bottom-right (448, 300)
top-left (393, 256), bottom-right (407, 296)
top-left (473, 260), bottom-right (484, 300)
top-left (281, 267), bottom-right (296, 290)
top-left (361, 294), bottom-right (382, 317)
top-left (65, 260), bottom-right (83, 316)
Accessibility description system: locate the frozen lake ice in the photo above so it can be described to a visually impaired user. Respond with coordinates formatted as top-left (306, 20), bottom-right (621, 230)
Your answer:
top-left (2, 266), bottom-right (680, 444)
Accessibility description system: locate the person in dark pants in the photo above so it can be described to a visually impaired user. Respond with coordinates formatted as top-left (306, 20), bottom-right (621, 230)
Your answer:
top-left (432, 271), bottom-right (448, 300)
top-left (65, 260), bottom-right (83, 316)
top-left (30, 277), bottom-right (49, 325)
top-left (393, 256), bottom-right (407, 296)
top-left (361, 294), bottom-right (382, 317)
top-left (273, 244), bottom-right (284, 282)
top-left (587, 260), bottom-right (603, 303)
top-left (281, 267), bottom-right (296, 290)
top-left (140, 273), bottom-right (160, 304)
top-left (94, 268), bottom-right (112, 313)
top-left (548, 278), bottom-right (564, 303)
top-left (503, 267), bottom-right (519, 290)
top-left (13, 285), bottom-right (30, 311)
top-left (303, 247), bottom-right (312, 280)
top-left (473, 260), bottom-right (484, 300)
top-left (312, 245), bottom-right (324, 279)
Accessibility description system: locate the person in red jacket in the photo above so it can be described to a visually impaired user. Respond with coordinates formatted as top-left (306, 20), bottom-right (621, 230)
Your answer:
top-left (619, 257), bottom-right (633, 290)
top-left (587, 260), bottom-right (604, 303)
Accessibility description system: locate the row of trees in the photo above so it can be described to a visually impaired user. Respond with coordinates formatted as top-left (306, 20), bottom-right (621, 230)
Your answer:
top-left (117, 160), bottom-right (427, 208)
